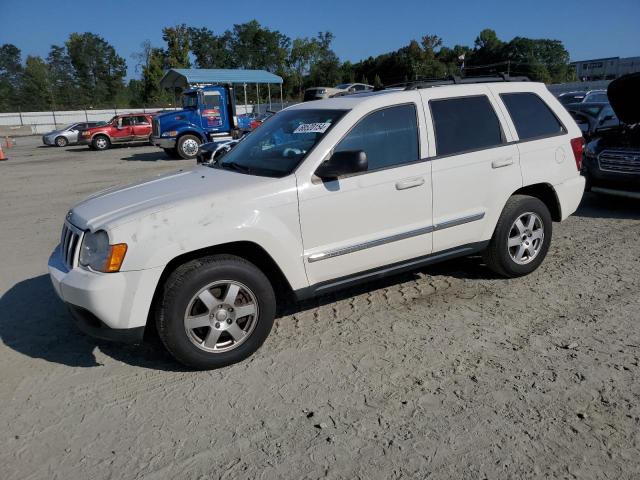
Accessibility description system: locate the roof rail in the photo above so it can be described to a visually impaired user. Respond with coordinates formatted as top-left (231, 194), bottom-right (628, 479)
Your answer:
top-left (403, 74), bottom-right (530, 90)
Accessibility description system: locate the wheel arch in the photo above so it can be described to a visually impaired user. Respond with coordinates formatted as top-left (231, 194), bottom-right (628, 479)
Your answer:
top-left (512, 183), bottom-right (562, 222)
top-left (145, 241), bottom-right (293, 335)
top-left (177, 130), bottom-right (207, 143)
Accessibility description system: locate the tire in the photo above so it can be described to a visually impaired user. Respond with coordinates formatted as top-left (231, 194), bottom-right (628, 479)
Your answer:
top-left (92, 135), bottom-right (110, 151)
top-left (163, 148), bottom-right (181, 160)
top-left (176, 134), bottom-right (201, 159)
top-left (55, 136), bottom-right (68, 147)
top-left (483, 195), bottom-right (552, 278)
top-left (156, 255), bottom-right (276, 369)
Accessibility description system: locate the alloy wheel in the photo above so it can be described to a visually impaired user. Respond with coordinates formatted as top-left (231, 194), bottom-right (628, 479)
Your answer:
top-left (507, 212), bottom-right (544, 265)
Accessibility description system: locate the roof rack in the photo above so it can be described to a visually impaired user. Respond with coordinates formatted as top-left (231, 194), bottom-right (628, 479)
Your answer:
top-left (403, 74), bottom-right (530, 90)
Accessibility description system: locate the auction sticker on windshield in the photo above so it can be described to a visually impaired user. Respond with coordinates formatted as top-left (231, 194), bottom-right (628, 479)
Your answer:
top-left (293, 122), bottom-right (331, 134)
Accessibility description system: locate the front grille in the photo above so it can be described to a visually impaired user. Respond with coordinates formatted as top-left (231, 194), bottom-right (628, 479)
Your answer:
top-left (60, 222), bottom-right (83, 269)
top-left (152, 118), bottom-right (160, 137)
top-left (598, 149), bottom-right (640, 174)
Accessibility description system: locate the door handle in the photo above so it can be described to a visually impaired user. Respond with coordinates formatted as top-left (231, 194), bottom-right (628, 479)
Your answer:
top-left (395, 177), bottom-right (425, 190)
top-left (491, 157), bottom-right (514, 169)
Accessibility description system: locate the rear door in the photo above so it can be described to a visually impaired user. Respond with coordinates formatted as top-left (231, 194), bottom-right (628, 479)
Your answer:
top-left (421, 86), bottom-right (522, 253)
top-left (132, 115), bottom-right (152, 140)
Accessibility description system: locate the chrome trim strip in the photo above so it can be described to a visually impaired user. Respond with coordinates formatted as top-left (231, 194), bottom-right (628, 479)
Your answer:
top-left (307, 212), bottom-right (485, 263)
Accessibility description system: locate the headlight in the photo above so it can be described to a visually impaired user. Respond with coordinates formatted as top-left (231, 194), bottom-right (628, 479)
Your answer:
top-left (162, 130), bottom-right (178, 137)
top-left (79, 230), bottom-right (128, 273)
top-left (317, 89), bottom-right (326, 94)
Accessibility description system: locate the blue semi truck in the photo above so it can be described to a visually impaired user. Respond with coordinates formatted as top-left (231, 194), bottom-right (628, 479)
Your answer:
top-left (151, 68), bottom-right (285, 159)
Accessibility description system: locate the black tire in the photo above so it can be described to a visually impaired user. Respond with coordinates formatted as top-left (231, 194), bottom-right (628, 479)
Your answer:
top-left (483, 195), bottom-right (552, 278)
top-left (176, 134), bottom-right (201, 159)
top-left (92, 135), bottom-right (110, 151)
top-left (55, 136), bottom-right (68, 147)
top-left (163, 147), bottom-right (181, 159)
top-left (156, 255), bottom-right (276, 369)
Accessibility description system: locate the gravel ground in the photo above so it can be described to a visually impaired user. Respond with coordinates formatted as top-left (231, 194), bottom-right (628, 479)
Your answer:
top-left (1, 137), bottom-right (639, 479)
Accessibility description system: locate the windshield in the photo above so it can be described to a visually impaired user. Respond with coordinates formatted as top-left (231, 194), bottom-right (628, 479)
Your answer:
top-left (63, 123), bottom-right (79, 131)
top-left (558, 94), bottom-right (585, 105)
top-left (182, 92), bottom-right (199, 108)
top-left (214, 109), bottom-right (347, 177)
top-left (335, 84), bottom-right (351, 90)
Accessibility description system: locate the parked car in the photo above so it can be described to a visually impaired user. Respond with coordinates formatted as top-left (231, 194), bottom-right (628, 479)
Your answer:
top-left (566, 102), bottom-right (619, 140)
top-left (557, 89), bottom-right (608, 106)
top-left (42, 122), bottom-right (105, 147)
top-left (49, 77), bottom-right (585, 369)
top-left (582, 73), bottom-right (640, 198)
top-left (304, 83), bottom-right (373, 101)
top-left (78, 113), bottom-right (155, 151)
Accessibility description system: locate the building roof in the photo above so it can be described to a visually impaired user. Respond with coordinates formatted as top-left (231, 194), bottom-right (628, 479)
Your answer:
top-left (160, 68), bottom-right (283, 89)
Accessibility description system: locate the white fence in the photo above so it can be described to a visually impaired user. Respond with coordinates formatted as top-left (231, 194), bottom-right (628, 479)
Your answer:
top-left (0, 102), bottom-right (291, 135)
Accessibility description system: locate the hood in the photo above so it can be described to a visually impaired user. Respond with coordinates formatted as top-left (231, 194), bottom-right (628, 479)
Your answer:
top-left (156, 109), bottom-right (192, 122)
top-left (68, 166), bottom-right (272, 231)
top-left (607, 73), bottom-right (640, 125)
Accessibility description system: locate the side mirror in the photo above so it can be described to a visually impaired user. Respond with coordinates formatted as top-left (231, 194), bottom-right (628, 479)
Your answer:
top-left (315, 150), bottom-right (368, 180)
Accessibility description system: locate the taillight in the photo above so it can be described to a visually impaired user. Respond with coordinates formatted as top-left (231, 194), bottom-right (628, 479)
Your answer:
top-left (570, 137), bottom-right (585, 171)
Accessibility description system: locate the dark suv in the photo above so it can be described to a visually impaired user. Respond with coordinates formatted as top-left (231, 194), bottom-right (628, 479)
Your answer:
top-left (582, 73), bottom-right (640, 198)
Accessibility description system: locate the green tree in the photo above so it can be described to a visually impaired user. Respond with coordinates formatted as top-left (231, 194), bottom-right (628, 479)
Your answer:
top-left (229, 20), bottom-right (290, 71)
top-left (65, 32), bottom-right (127, 107)
top-left (163, 24), bottom-right (191, 68)
top-left (47, 45), bottom-right (77, 109)
top-left (141, 46), bottom-right (171, 105)
top-left (189, 27), bottom-right (233, 68)
top-left (0, 44), bottom-right (22, 111)
top-left (19, 56), bottom-right (52, 111)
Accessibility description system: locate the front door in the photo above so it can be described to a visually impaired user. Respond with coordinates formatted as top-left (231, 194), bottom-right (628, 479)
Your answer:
top-left (421, 87), bottom-right (522, 253)
top-left (112, 116), bottom-right (134, 143)
top-left (297, 102), bottom-right (433, 286)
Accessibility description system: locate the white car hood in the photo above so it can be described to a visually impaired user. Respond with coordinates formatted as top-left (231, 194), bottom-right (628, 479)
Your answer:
top-left (68, 166), bottom-right (273, 231)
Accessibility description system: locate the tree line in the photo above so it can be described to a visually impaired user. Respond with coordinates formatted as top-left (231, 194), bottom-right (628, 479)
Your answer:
top-left (0, 22), bottom-right (576, 112)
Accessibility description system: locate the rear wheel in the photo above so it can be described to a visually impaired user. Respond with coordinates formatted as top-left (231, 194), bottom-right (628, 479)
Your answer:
top-left (156, 255), bottom-right (276, 369)
top-left (55, 136), bottom-right (68, 147)
top-left (92, 135), bottom-right (110, 151)
top-left (176, 134), bottom-right (201, 159)
top-left (483, 195), bottom-right (552, 277)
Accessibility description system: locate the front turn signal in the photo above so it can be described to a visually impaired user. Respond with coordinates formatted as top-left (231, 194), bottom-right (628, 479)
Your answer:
top-left (105, 243), bottom-right (128, 272)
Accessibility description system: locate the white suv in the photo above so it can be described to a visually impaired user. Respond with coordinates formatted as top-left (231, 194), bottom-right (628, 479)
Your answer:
top-left (49, 78), bottom-right (585, 369)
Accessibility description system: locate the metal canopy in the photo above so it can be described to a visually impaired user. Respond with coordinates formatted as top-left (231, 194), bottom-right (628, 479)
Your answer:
top-left (160, 68), bottom-right (283, 89)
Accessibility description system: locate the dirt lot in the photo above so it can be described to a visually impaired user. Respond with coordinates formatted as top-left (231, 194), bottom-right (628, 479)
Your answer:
top-left (1, 136), bottom-right (639, 479)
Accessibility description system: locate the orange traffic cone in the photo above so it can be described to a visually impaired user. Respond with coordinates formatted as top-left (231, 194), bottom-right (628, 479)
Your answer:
top-left (0, 143), bottom-right (7, 161)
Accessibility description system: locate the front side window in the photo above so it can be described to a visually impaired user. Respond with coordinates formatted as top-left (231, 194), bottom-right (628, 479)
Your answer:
top-left (430, 96), bottom-right (504, 156)
top-left (500, 92), bottom-right (565, 141)
top-left (216, 109), bottom-right (346, 177)
top-left (334, 104), bottom-right (419, 171)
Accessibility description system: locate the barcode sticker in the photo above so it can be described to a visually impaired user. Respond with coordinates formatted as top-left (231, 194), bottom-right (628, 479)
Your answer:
top-left (293, 122), bottom-right (331, 134)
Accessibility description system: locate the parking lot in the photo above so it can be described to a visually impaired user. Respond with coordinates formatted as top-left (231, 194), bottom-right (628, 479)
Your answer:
top-left (1, 136), bottom-right (639, 479)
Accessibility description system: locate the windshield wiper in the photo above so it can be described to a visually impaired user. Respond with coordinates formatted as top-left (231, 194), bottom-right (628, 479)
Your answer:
top-left (220, 161), bottom-right (252, 174)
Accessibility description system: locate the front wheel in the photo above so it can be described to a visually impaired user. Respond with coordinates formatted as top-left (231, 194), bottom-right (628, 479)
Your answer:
top-left (92, 135), bottom-right (110, 151)
top-left (483, 195), bottom-right (552, 278)
top-left (176, 134), bottom-right (201, 159)
top-left (156, 255), bottom-right (276, 369)
top-left (55, 136), bottom-right (68, 147)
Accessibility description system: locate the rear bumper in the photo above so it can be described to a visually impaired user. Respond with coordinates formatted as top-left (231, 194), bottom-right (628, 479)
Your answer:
top-left (555, 175), bottom-right (586, 220)
top-left (48, 245), bottom-right (164, 342)
top-left (151, 136), bottom-right (176, 149)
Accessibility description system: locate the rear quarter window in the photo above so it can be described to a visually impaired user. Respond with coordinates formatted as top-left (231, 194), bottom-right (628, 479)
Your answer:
top-left (501, 92), bottom-right (565, 141)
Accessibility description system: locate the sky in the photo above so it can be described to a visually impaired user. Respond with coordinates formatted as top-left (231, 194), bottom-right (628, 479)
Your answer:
top-left (2, 0), bottom-right (639, 78)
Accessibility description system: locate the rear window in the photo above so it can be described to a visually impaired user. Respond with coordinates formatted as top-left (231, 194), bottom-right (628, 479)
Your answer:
top-left (430, 95), bottom-right (504, 156)
top-left (501, 93), bottom-right (565, 140)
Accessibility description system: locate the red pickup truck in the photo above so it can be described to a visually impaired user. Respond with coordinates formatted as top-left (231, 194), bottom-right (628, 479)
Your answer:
top-left (78, 113), bottom-right (155, 151)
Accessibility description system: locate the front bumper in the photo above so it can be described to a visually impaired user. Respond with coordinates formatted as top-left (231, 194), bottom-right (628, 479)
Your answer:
top-left (582, 153), bottom-right (640, 195)
top-left (42, 136), bottom-right (55, 146)
top-left (151, 136), bottom-right (177, 149)
top-left (48, 245), bottom-right (164, 343)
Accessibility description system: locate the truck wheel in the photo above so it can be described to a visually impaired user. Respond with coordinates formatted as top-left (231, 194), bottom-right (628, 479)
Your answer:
top-left (483, 195), bottom-right (552, 278)
top-left (163, 148), bottom-right (181, 159)
top-left (92, 135), bottom-right (110, 151)
top-left (55, 136), bottom-right (68, 147)
top-left (177, 135), bottom-right (201, 159)
top-left (156, 254), bottom-right (276, 370)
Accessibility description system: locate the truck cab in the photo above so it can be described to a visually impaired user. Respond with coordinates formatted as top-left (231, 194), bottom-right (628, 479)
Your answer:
top-left (151, 85), bottom-right (239, 159)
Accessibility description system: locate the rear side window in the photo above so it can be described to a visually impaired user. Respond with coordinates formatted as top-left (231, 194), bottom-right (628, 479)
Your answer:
top-left (430, 96), bottom-right (504, 156)
top-left (501, 93), bottom-right (565, 140)
top-left (335, 104), bottom-right (419, 171)
top-left (134, 116), bottom-right (149, 125)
